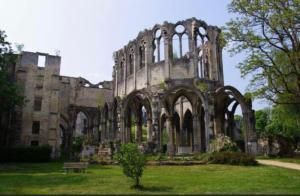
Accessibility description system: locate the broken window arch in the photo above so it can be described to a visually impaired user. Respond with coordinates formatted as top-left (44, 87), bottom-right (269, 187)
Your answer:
top-left (153, 29), bottom-right (164, 63)
top-left (128, 53), bottom-right (134, 75)
top-left (172, 34), bottom-right (180, 59)
top-left (139, 45), bottom-right (145, 69)
top-left (198, 50), bottom-right (204, 78)
top-left (195, 26), bottom-right (210, 79)
top-left (119, 60), bottom-right (124, 81)
top-left (181, 33), bottom-right (189, 57)
top-left (172, 24), bottom-right (189, 59)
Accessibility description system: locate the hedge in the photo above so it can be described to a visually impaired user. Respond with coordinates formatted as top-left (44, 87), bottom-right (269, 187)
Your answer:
top-left (0, 145), bottom-right (52, 162)
top-left (199, 151), bottom-right (258, 166)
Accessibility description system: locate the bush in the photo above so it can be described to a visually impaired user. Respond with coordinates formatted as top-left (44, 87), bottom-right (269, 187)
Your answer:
top-left (0, 145), bottom-right (52, 162)
top-left (199, 151), bottom-right (258, 166)
top-left (114, 143), bottom-right (146, 188)
top-left (209, 134), bottom-right (241, 152)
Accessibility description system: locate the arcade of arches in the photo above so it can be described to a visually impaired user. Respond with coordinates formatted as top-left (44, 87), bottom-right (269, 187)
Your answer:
top-left (62, 18), bottom-right (257, 155)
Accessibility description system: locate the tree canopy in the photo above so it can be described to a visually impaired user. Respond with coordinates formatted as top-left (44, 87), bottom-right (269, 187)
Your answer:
top-left (224, 0), bottom-right (300, 104)
top-left (0, 30), bottom-right (23, 113)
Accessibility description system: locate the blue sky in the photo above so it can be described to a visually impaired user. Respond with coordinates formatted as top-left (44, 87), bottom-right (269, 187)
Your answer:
top-left (0, 0), bottom-right (267, 111)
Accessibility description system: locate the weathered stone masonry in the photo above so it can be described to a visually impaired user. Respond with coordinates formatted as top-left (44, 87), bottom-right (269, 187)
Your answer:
top-left (102, 18), bottom-right (257, 155)
top-left (12, 18), bottom-right (257, 156)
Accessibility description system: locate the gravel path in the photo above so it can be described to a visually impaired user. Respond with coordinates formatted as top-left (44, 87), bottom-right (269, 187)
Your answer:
top-left (258, 160), bottom-right (300, 171)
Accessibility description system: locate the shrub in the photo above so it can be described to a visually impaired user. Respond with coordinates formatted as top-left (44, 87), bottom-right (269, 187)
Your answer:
top-left (199, 151), bottom-right (258, 166)
top-left (0, 145), bottom-right (52, 162)
top-left (114, 143), bottom-right (146, 188)
top-left (209, 134), bottom-right (241, 152)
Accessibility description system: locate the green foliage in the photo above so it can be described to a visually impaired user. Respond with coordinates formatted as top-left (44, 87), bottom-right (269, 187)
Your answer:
top-left (159, 81), bottom-right (166, 90)
top-left (255, 109), bottom-right (271, 137)
top-left (224, 0), bottom-right (300, 104)
top-left (114, 143), bottom-right (146, 188)
top-left (255, 106), bottom-right (300, 156)
top-left (0, 145), bottom-right (52, 162)
top-left (199, 151), bottom-right (258, 166)
top-left (0, 70), bottom-right (24, 112)
top-left (197, 81), bottom-right (208, 92)
top-left (209, 134), bottom-right (240, 153)
top-left (0, 30), bottom-right (24, 113)
top-left (71, 136), bottom-right (84, 154)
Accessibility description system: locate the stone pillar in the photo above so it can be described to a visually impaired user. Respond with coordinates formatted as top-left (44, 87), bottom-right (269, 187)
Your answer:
top-left (145, 43), bottom-right (150, 86)
top-left (243, 109), bottom-right (257, 154)
top-left (119, 111), bottom-right (125, 143)
top-left (136, 120), bottom-right (142, 144)
top-left (179, 97), bottom-right (184, 146)
top-left (147, 118), bottom-right (152, 142)
top-left (193, 113), bottom-right (201, 152)
top-left (151, 95), bottom-right (160, 150)
top-left (133, 52), bottom-right (137, 90)
top-left (166, 115), bottom-right (175, 157)
top-left (164, 35), bottom-right (171, 79)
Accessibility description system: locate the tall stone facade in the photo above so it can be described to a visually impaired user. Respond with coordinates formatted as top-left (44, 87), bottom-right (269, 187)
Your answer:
top-left (10, 18), bottom-right (257, 156)
top-left (102, 18), bottom-right (257, 154)
top-left (13, 51), bottom-right (112, 157)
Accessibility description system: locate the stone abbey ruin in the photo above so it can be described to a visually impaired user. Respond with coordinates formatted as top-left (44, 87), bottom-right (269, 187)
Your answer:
top-left (7, 18), bottom-right (257, 157)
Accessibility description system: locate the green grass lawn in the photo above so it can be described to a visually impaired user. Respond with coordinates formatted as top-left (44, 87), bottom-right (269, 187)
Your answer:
top-left (1, 163), bottom-right (300, 194)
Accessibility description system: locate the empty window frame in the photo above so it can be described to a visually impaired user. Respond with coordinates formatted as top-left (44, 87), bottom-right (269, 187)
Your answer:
top-left (139, 45), bottom-right (145, 68)
top-left (128, 53), bottom-right (134, 75)
top-left (34, 96), bottom-right (42, 111)
top-left (153, 29), bottom-right (164, 63)
top-left (119, 61), bottom-right (124, 81)
top-left (172, 25), bottom-right (189, 59)
top-left (32, 121), bottom-right (40, 134)
top-left (37, 55), bottom-right (46, 67)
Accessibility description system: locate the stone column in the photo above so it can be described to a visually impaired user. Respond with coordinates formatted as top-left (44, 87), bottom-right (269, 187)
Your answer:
top-left (119, 110), bottom-right (125, 143)
top-left (193, 113), bottom-right (201, 152)
top-left (151, 94), bottom-right (160, 150)
top-left (145, 43), bottom-right (150, 86)
top-left (136, 120), bottom-right (142, 144)
top-left (166, 115), bottom-right (175, 157)
top-left (164, 35), bottom-right (171, 79)
top-left (147, 118), bottom-right (153, 142)
top-left (243, 109), bottom-right (257, 154)
top-left (133, 52), bottom-right (137, 90)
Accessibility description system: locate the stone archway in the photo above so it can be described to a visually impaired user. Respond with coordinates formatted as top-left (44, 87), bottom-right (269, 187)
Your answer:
top-left (122, 91), bottom-right (153, 144)
top-left (160, 85), bottom-right (208, 155)
top-left (215, 86), bottom-right (257, 154)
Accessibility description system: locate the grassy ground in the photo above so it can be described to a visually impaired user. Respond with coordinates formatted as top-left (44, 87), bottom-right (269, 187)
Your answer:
top-left (1, 163), bottom-right (300, 194)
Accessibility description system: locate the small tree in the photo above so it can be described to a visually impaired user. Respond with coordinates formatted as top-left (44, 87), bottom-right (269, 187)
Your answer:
top-left (71, 136), bottom-right (84, 160)
top-left (114, 143), bottom-right (146, 188)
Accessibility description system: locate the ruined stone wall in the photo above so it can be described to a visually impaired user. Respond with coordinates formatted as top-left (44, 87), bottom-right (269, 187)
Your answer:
top-left (113, 18), bottom-right (223, 98)
top-left (15, 51), bottom-right (113, 156)
top-left (16, 52), bottom-right (61, 153)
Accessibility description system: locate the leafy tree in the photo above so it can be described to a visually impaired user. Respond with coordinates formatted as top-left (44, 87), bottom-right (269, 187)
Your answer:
top-left (265, 104), bottom-right (300, 155)
top-left (0, 30), bottom-right (24, 146)
top-left (224, 0), bottom-right (300, 104)
top-left (0, 30), bottom-right (23, 112)
top-left (71, 136), bottom-right (84, 160)
top-left (255, 106), bottom-right (300, 156)
top-left (255, 109), bottom-right (270, 136)
top-left (114, 143), bottom-right (146, 188)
